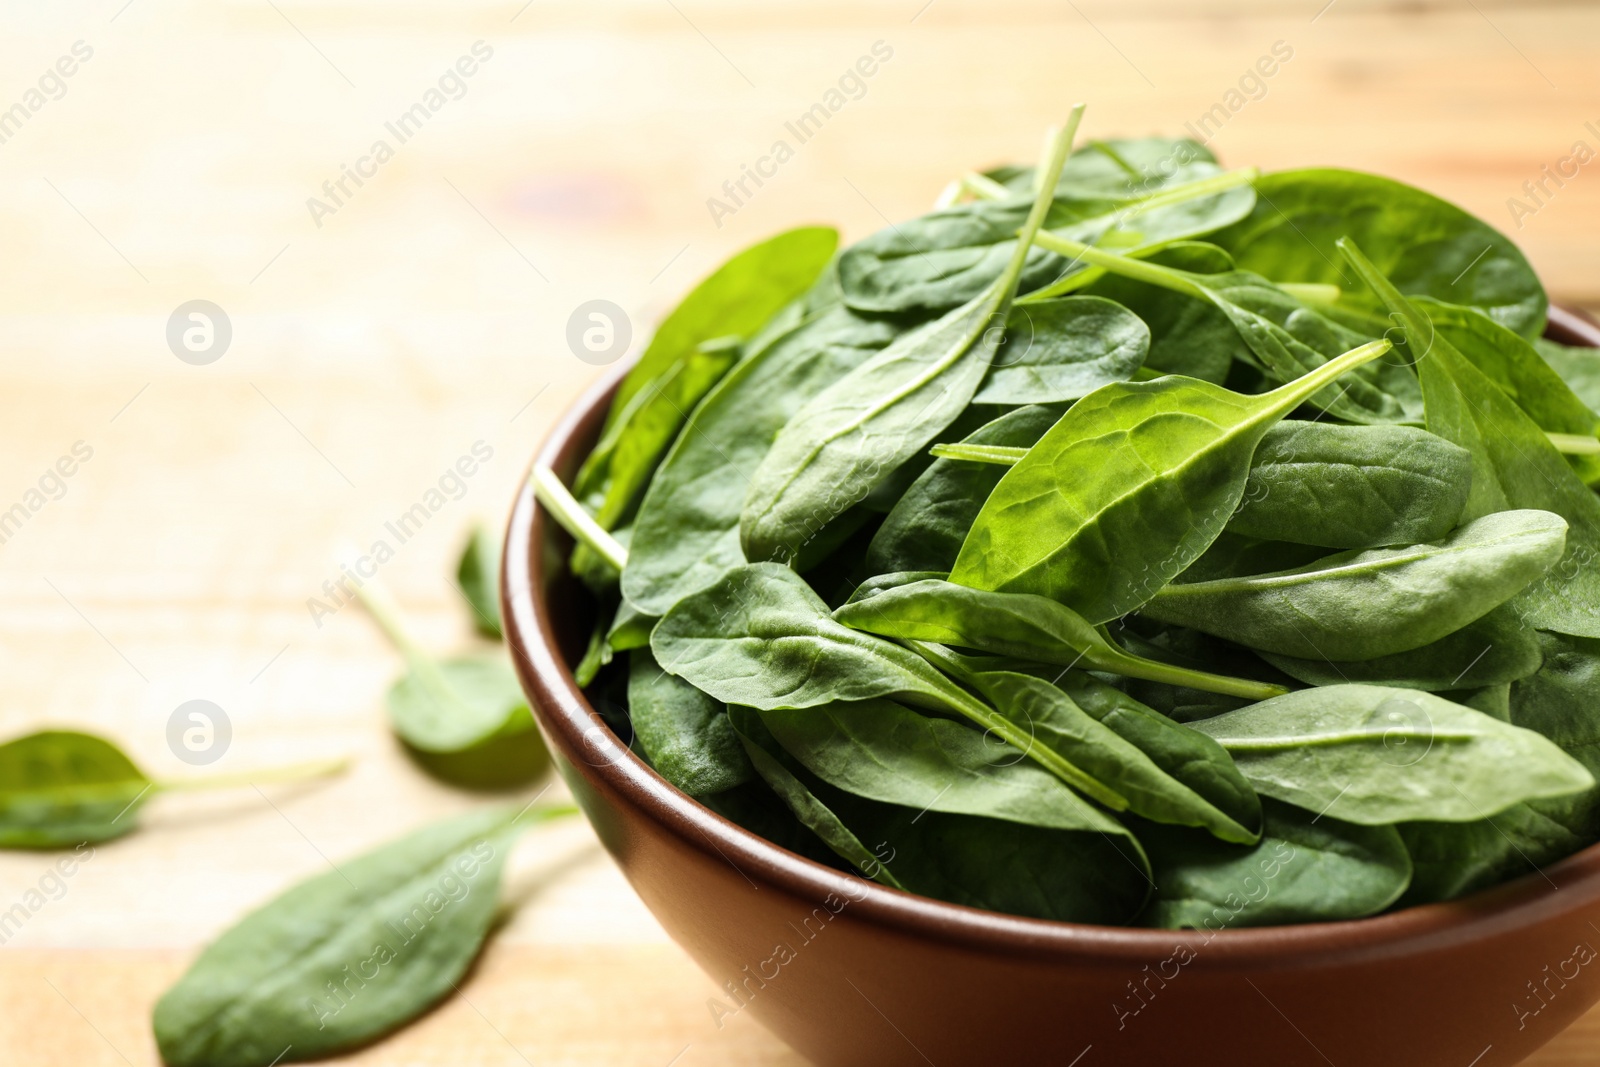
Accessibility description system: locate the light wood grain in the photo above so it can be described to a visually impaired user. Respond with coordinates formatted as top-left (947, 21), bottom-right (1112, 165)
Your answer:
top-left (1, 0), bottom-right (1599, 1063)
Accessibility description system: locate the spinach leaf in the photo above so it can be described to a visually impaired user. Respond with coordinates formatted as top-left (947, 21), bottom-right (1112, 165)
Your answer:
top-left (1214, 168), bottom-right (1547, 337)
top-left (628, 647), bottom-right (752, 797)
top-left (756, 699), bottom-right (1144, 840)
top-left (1401, 630), bottom-right (1600, 903)
top-left (653, 563), bottom-right (1139, 806)
top-left (1143, 510), bottom-right (1568, 661)
top-left (1190, 684), bottom-right (1594, 824)
top-left (908, 643), bottom-right (1259, 843)
top-left (574, 335), bottom-right (740, 536)
top-left (950, 338), bottom-right (1392, 622)
top-left (1536, 336), bottom-right (1600, 415)
top-left (153, 805), bottom-right (574, 1067)
top-left (838, 145), bottom-right (1254, 315)
top-left (1227, 421), bottom-right (1472, 549)
top-left (866, 405), bottom-right (1059, 575)
top-left (1258, 607), bottom-right (1543, 691)
top-left (1399, 803), bottom-right (1587, 906)
top-left (1139, 799), bottom-right (1411, 929)
top-left (1035, 232), bottom-right (1418, 424)
top-left (1411, 297), bottom-right (1600, 483)
top-left (454, 525), bottom-right (503, 639)
top-left (726, 706), bottom-right (904, 888)
top-left (0, 731), bottom-right (150, 848)
top-left (1079, 241), bottom-right (1245, 384)
top-left (592, 226), bottom-right (838, 436)
top-left (0, 731), bottom-right (345, 850)
top-left (973, 296), bottom-right (1148, 403)
top-left (1340, 239), bottom-right (1600, 638)
top-left (739, 116), bottom-right (1079, 565)
top-left (358, 583), bottom-right (549, 790)
top-left (733, 708), bottom-right (1151, 923)
top-left (621, 302), bottom-right (905, 616)
top-left (835, 577), bottom-right (1284, 700)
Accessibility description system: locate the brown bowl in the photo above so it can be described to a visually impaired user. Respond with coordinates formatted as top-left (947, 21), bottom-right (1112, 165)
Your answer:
top-left (503, 306), bottom-right (1600, 1067)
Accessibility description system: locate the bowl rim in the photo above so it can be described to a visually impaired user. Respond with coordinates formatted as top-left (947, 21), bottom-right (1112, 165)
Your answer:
top-left (502, 303), bottom-right (1600, 967)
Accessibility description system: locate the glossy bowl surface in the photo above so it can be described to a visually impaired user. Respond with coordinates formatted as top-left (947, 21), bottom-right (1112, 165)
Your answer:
top-left (503, 306), bottom-right (1600, 1067)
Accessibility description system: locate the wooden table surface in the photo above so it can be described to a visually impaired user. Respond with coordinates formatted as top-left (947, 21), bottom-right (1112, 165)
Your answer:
top-left (3, 0), bottom-right (1600, 1063)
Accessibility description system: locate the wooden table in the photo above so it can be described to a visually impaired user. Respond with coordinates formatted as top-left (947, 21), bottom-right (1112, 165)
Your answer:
top-left (2, 0), bottom-right (1599, 1062)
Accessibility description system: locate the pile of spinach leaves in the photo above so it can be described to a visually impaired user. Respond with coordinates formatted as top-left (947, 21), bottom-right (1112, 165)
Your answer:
top-left (541, 110), bottom-right (1600, 930)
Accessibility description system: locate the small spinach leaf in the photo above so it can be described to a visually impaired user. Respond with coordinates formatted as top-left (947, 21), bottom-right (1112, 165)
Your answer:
top-left (455, 525), bottom-right (503, 639)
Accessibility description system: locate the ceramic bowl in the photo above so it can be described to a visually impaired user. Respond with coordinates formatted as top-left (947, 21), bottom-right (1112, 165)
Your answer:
top-left (503, 306), bottom-right (1600, 1067)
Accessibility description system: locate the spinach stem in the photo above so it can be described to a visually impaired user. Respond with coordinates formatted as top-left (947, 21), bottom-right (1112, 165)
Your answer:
top-left (1279, 282), bottom-right (1341, 304)
top-left (1216, 730), bottom-right (1475, 752)
top-left (928, 442), bottom-right (1027, 466)
top-left (155, 757), bottom-right (350, 794)
top-left (1087, 645), bottom-right (1288, 701)
top-left (533, 465), bottom-right (629, 571)
top-left (1033, 232), bottom-right (1210, 298)
top-left (1548, 432), bottom-right (1600, 455)
top-left (352, 579), bottom-right (461, 711)
top-left (907, 640), bottom-right (1131, 811)
top-left (960, 171), bottom-right (1012, 201)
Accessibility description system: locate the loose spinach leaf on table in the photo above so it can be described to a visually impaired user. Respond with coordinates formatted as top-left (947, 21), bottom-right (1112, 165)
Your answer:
top-left (1142, 509), bottom-right (1568, 661)
top-left (1211, 168), bottom-right (1548, 338)
top-left (454, 525), bottom-right (503, 639)
top-left (0, 731), bottom-right (344, 850)
top-left (1226, 421), bottom-right (1473, 549)
top-left (950, 337), bottom-right (1392, 622)
top-left (1138, 798), bottom-right (1411, 929)
top-left (628, 648), bottom-right (752, 797)
top-left (1190, 684), bottom-right (1593, 825)
top-left (1340, 239), bottom-right (1600, 638)
top-left (359, 583), bottom-right (549, 790)
top-left (153, 805), bottom-right (574, 1067)
top-left (0, 731), bottom-right (152, 848)
top-left (739, 115), bottom-right (1079, 565)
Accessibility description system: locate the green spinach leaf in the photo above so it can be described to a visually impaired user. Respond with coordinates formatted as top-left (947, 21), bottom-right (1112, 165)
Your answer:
top-left (153, 805), bottom-right (574, 1067)
top-left (1212, 168), bottom-right (1547, 337)
top-left (1190, 684), bottom-right (1593, 824)
top-left (628, 648), bottom-right (752, 797)
top-left (739, 116), bottom-right (1079, 565)
top-left (951, 338), bottom-right (1392, 622)
top-left (1139, 799), bottom-right (1411, 929)
top-left (1143, 510), bottom-right (1567, 661)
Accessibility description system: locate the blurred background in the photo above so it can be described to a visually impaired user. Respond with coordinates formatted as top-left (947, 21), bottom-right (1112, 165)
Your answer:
top-left (2, 1), bottom-right (1599, 1063)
